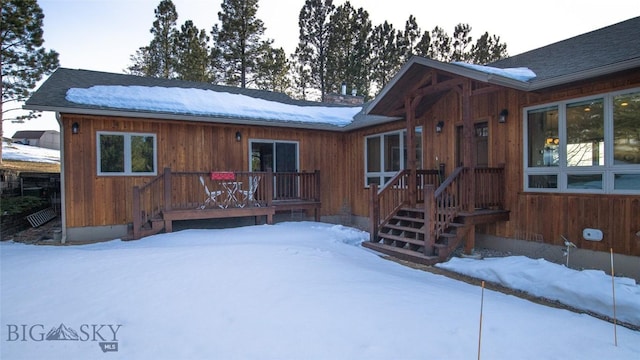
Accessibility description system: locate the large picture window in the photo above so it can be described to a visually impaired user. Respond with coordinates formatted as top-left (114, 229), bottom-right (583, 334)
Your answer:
top-left (365, 127), bottom-right (422, 186)
top-left (524, 88), bottom-right (640, 194)
top-left (97, 132), bottom-right (157, 176)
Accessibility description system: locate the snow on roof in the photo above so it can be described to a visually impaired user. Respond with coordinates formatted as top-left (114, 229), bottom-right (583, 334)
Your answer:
top-left (452, 62), bottom-right (537, 82)
top-left (65, 85), bottom-right (362, 127)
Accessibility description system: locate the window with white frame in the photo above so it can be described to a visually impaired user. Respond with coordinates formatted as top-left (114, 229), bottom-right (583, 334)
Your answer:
top-left (97, 132), bottom-right (157, 176)
top-left (524, 88), bottom-right (640, 194)
top-left (365, 127), bottom-right (422, 186)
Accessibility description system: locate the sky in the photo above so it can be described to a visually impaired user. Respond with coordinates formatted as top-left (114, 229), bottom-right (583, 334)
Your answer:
top-left (4, 0), bottom-right (639, 137)
top-left (1, 221), bottom-right (639, 359)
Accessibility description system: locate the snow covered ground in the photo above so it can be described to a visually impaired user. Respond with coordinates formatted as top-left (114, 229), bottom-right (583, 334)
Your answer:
top-left (1, 222), bottom-right (639, 359)
top-left (1, 142), bottom-right (60, 164)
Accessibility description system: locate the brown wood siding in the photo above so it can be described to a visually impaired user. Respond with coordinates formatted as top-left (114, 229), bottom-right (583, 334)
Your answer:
top-left (504, 193), bottom-right (640, 256)
top-left (61, 115), bottom-right (347, 228)
top-left (343, 120), bottom-right (406, 217)
top-left (345, 70), bottom-right (639, 256)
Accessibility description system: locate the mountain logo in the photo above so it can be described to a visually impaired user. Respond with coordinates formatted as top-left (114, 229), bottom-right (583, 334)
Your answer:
top-left (45, 323), bottom-right (79, 341)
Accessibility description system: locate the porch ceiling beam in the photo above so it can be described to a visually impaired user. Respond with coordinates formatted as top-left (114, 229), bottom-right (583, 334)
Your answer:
top-left (412, 77), bottom-right (465, 99)
top-left (407, 70), bottom-right (434, 95)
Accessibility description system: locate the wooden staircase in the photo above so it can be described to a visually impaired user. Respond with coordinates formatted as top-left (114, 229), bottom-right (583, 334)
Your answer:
top-left (363, 206), bottom-right (471, 265)
top-left (366, 167), bottom-right (509, 266)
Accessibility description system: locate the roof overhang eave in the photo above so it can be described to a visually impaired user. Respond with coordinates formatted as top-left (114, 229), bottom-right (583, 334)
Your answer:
top-left (22, 105), bottom-right (353, 132)
top-left (528, 58), bottom-right (640, 91)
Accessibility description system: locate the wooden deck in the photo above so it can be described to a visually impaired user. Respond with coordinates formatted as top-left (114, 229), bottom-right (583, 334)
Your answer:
top-left (131, 169), bottom-right (321, 239)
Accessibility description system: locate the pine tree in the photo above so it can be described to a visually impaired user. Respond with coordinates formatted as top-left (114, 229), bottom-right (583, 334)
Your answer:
top-left (127, 0), bottom-right (179, 78)
top-left (450, 23), bottom-right (472, 62)
top-left (469, 32), bottom-right (508, 64)
top-left (398, 15), bottom-right (421, 62)
top-left (290, 45), bottom-right (313, 100)
top-left (254, 45), bottom-right (291, 93)
top-left (325, 2), bottom-right (372, 98)
top-left (295, 0), bottom-right (334, 100)
top-left (175, 20), bottom-right (211, 82)
top-left (413, 30), bottom-right (431, 57)
top-left (369, 21), bottom-right (402, 91)
top-left (212, 0), bottom-right (269, 88)
top-left (428, 26), bottom-right (452, 62)
top-left (1, 0), bottom-right (59, 163)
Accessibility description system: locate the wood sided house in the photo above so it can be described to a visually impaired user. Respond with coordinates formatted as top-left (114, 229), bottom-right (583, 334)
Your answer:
top-left (25, 17), bottom-right (639, 276)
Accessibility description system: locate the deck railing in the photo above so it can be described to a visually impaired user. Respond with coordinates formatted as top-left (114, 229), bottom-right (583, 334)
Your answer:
top-left (369, 169), bottom-right (441, 239)
top-left (133, 168), bottom-right (320, 238)
top-left (370, 166), bottom-right (505, 248)
top-left (132, 170), bottom-right (167, 239)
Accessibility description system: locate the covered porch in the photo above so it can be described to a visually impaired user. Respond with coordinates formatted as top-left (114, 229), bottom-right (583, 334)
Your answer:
top-left (131, 168), bottom-right (321, 239)
top-left (364, 57), bottom-right (513, 263)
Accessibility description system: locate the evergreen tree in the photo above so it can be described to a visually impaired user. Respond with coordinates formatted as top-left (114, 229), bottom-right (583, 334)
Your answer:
top-left (290, 45), bottom-right (313, 100)
top-left (469, 32), bottom-right (508, 64)
top-left (450, 23), bottom-right (472, 62)
top-left (1, 0), bottom-right (59, 163)
top-left (127, 0), bottom-right (179, 78)
top-left (295, 0), bottom-right (334, 100)
top-left (369, 21), bottom-right (402, 91)
top-left (175, 20), bottom-right (211, 82)
top-left (212, 0), bottom-right (269, 88)
top-left (254, 45), bottom-right (291, 93)
top-left (398, 15), bottom-right (421, 62)
top-left (325, 2), bottom-right (372, 98)
top-left (413, 30), bottom-right (431, 57)
top-left (428, 26), bottom-right (452, 61)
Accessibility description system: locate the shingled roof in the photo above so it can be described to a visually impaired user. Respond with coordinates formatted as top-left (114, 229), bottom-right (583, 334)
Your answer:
top-left (24, 68), bottom-right (380, 131)
top-left (489, 16), bottom-right (640, 89)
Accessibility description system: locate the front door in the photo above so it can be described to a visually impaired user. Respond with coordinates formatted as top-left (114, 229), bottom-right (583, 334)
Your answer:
top-left (456, 122), bottom-right (489, 167)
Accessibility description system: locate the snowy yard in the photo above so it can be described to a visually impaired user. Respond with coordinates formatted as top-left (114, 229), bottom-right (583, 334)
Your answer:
top-left (1, 222), bottom-right (639, 359)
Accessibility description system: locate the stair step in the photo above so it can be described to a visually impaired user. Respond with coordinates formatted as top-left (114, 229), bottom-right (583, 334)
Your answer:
top-left (384, 223), bottom-right (422, 233)
top-left (362, 242), bottom-right (440, 265)
top-left (399, 207), bottom-right (425, 213)
top-left (439, 233), bottom-right (457, 239)
top-left (392, 215), bottom-right (425, 223)
top-left (378, 232), bottom-right (424, 246)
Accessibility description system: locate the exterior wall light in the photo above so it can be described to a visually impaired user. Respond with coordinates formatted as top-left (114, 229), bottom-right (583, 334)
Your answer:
top-left (435, 121), bottom-right (444, 134)
top-left (235, 131), bottom-right (242, 142)
top-left (498, 109), bottom-right (509, 123)
top-left (71, 122), bottom-right (79, 134)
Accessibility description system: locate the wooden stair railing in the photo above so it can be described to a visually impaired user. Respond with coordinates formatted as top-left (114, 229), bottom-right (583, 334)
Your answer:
top-left (369, 169), bottom-right (441, 242)
top-left (132, 167), bottom-right (169, 240)
top-left (368, 167), bottom-right (469, 262)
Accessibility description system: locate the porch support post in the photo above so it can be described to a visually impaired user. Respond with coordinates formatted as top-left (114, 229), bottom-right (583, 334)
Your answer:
top-left (266, 168), bottom-right (273, 207)
top-left (423, 184), bottom-right (435, 256)
top-left (461, 80), bottom-right (476, 254)
top-left (405, 96), bottom-right (417, 207)
top-left (369, 184), bottom-right (379, 242)
top-left (163, 167), bottom-right (172, 212)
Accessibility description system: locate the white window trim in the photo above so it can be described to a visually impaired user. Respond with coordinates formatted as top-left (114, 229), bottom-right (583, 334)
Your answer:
top-left (523, 87), bottom-right (640, 195)
top-left (364, 127), bottom-right (422, 187)
top-left (96, 131), bottom-right (158, 176)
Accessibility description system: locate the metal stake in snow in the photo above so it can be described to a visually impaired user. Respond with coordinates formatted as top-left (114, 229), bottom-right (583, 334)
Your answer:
top-left (477, 281), bottom-right (485, 360)
top-left (561, 235), bottom-right (576, 267)
top-left (610, 248), bottom-right (618, 346)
